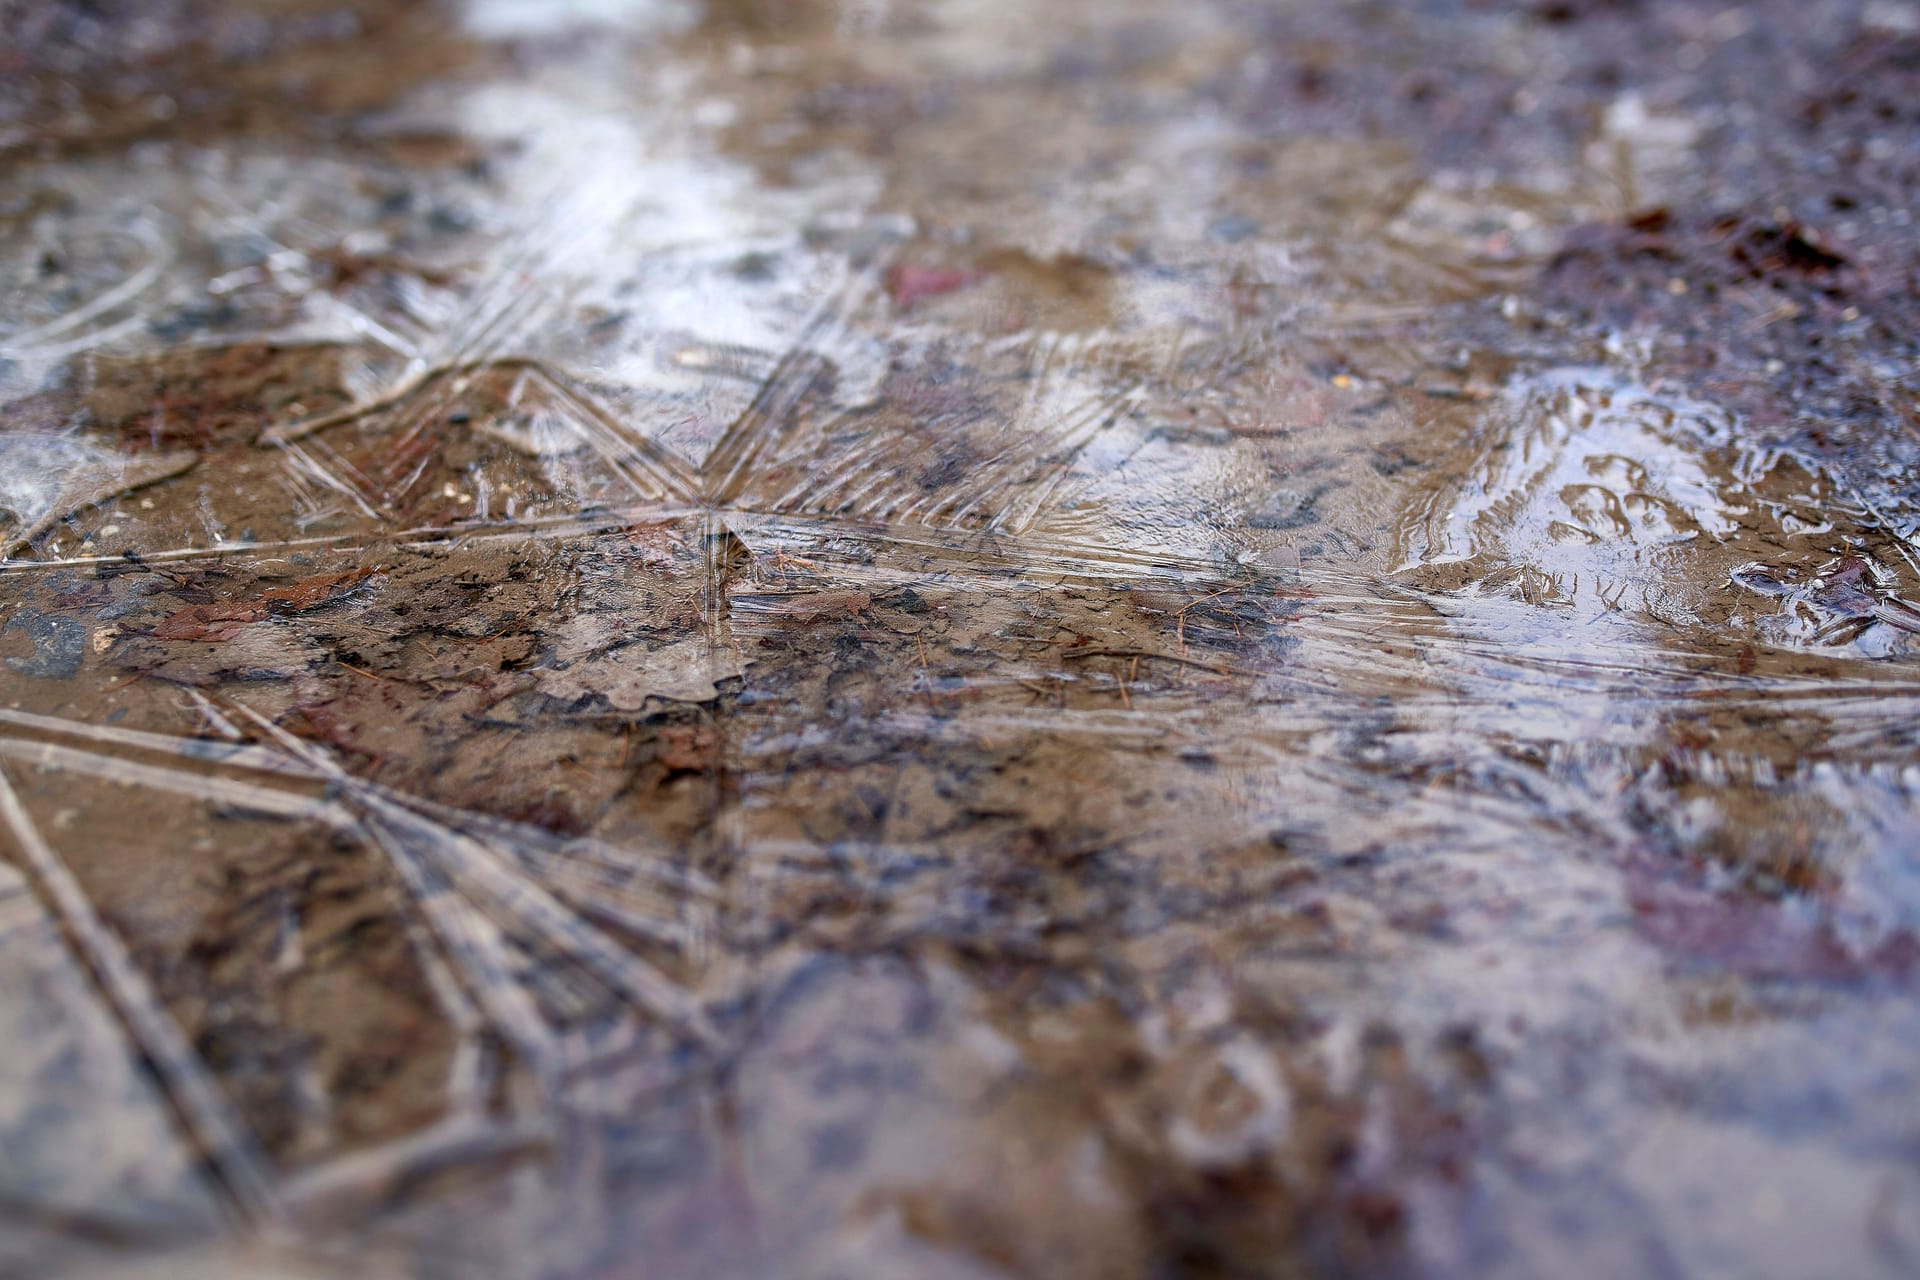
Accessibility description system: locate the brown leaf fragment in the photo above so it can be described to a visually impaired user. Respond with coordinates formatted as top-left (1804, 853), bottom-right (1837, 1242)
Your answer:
top-left (149, 601), bottom-right (268, 642)
top-left (657, 722), bottom-right (723, 772)
top-left (256, 568), bottom-right (380, 612)
top-left (151, 569), bottom-right (379, 641)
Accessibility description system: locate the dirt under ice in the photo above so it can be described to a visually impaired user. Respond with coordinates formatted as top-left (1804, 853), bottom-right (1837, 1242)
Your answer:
top-left (2, 2), bottom-right (1919, 1277)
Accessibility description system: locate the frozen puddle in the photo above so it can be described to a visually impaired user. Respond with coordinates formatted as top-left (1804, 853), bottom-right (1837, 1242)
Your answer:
top-left (2, 2), bottom-right (1919, 1278)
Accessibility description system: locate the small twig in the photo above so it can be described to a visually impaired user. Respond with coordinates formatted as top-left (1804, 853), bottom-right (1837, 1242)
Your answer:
top-left (1016, 678), bottom-right (1055, 704)
top-left (1175, 588), bottom-right (1237, 618)
top-left (1176, 587), bottom-right (1237, 653)
top-left (915, 633), bottom-right (938, 709)
top-left (1060, 648), bottom-right (1240, 675)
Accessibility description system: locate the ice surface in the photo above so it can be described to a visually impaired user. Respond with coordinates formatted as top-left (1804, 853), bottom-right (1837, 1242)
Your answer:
top-left (2, 1), bottom-right (1919, 1277)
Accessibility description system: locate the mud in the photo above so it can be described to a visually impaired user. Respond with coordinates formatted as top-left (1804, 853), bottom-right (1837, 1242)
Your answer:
top-left (3, 2), bottom-right (1920, 1277)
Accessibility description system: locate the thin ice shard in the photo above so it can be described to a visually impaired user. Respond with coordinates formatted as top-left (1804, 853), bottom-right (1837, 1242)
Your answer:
top-left (0, 443), bottom-right (198, 561)
top-left (0, 767), bottom-right (280, 1221)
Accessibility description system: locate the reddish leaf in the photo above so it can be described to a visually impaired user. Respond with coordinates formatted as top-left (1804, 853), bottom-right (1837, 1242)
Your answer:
top-left (886, 263), bottom-right (980, 309)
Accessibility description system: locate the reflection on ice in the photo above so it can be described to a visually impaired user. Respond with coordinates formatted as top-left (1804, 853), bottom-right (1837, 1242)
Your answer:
top-left (2, 0), bottom-right (1919, 1277)
top-left (1400, 368), bottom-right (1920, 653)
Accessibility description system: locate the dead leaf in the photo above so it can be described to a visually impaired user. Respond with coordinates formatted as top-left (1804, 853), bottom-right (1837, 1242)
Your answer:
top-left (152, 568), bottom-right (379, 641)
top-left (257, 568), bottom-right (379, 611)
top-left (657, 723), bottom-right (723, 771)
top-left (537, 635), bottom-right (747, 709)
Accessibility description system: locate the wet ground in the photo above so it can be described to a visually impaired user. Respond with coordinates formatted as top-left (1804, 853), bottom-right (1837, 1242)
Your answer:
top-left (3, 1), bottom-right (1919, 1276)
